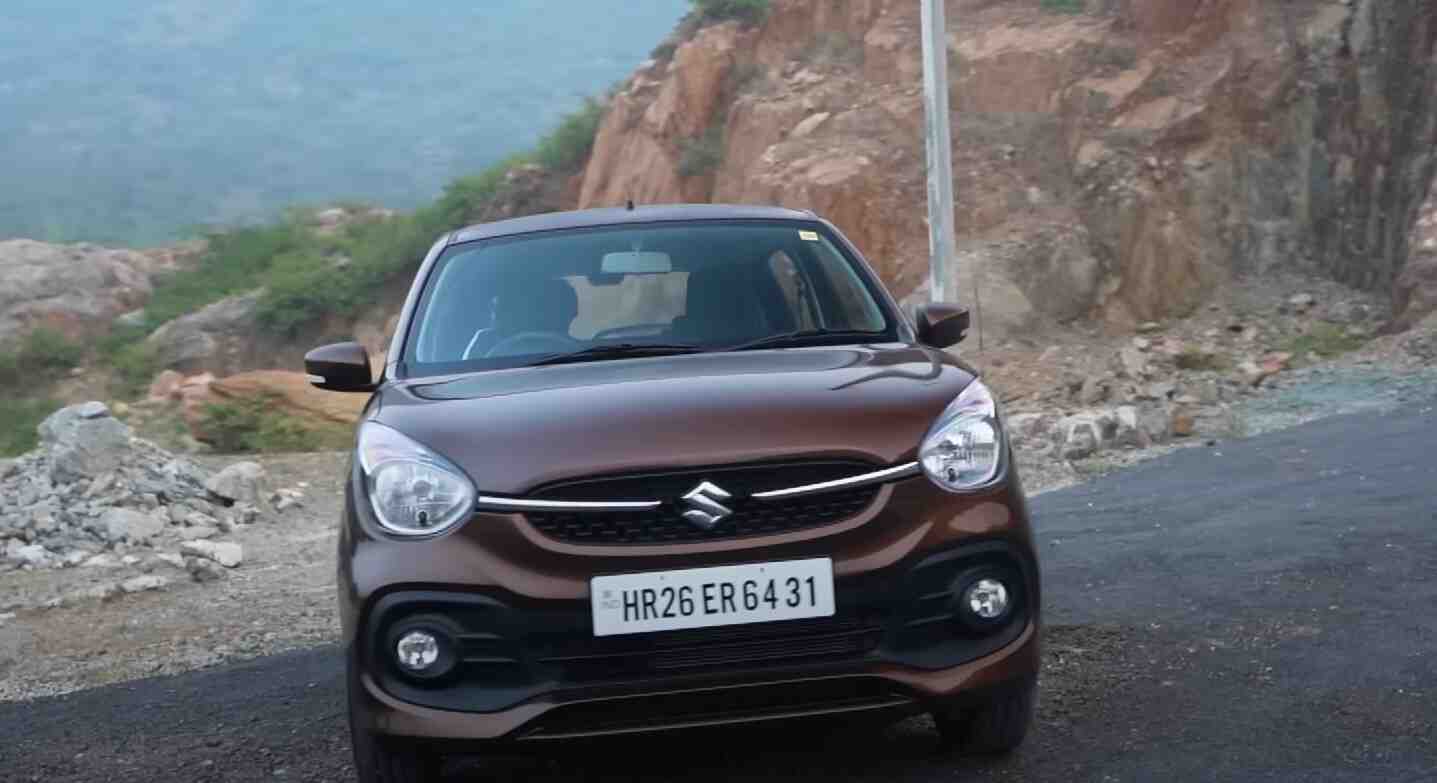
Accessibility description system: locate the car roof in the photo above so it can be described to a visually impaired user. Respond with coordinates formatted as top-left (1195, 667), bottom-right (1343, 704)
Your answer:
top-left (449, 203), bottom-right (819, 244)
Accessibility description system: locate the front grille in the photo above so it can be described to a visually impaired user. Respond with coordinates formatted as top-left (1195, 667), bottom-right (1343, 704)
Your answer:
top-left (527, 487), bottom-right (878, 545)
top-left (525, 459), bottom-right (883, 545)
top-left (529, 615), bottom-right (885, 681)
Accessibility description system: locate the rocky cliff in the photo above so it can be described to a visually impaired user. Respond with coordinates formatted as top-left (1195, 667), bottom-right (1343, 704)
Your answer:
top-left (575, 0), bottom-right (1437, 337)
top-left (0, 240), bottom-right (197, 349)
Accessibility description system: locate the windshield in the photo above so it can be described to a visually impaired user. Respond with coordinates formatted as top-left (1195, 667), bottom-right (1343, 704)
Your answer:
top-left (400, 221), bottom-right (896, 377)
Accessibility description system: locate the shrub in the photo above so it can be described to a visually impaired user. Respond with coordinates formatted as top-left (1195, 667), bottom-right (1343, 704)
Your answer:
top-left (534, 98), bottom-right (606, 173)
top-left (0, 398), bottom-right (58, 457)
top-left (1283, 323), bottom-right (1368, 361)
top-left (1040, 0), bottom-right (1086, 13)
top-left (109, 341), bottom-right (163, 400)
top-left (199, 394), bottom-right (353, 453)
top-left (690, 0), bottom-right (770, 25)
top-left (678, 125), bottom-right (726, 178)
top-left (0, 327), bottom-right (85, 386)
top-left (142, 221), bottom-right (313, 332)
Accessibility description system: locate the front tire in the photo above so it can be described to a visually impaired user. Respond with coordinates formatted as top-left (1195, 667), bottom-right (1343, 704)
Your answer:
top-left (348, 655), bottom-right (443, 783)
top-left (932, 675), bottom-right (1037, 755)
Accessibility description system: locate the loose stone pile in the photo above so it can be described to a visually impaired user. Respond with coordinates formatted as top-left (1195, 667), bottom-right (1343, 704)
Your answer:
top-left (0, 402), bottom-right (269, 578)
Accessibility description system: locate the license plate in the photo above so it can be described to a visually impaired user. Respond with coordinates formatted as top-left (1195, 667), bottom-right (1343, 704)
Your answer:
top-left (590, 558), bottom-right (835, 637)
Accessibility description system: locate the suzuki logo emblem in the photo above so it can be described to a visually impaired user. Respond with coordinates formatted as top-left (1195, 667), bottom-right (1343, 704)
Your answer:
top-left (680, 481), bottom-right (734, 529)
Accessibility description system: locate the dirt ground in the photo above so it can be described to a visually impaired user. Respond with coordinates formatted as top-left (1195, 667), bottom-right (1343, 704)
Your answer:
top-left (0, 453), bottom-right (349, 701)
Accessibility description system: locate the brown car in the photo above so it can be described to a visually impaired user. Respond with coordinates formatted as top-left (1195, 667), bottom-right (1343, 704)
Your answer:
top-left (306, 205), bottom-right (1040, 782)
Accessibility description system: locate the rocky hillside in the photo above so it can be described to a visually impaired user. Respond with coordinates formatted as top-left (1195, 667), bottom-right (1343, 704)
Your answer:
top-left (576, 0), bottom-right (1437, 336)
top-left (1396, 189), bottom-right (1437, 331)
top-left (0, 240), bottom-right (199, 347)
top-left (2, 0), bottom-right (1435, 458)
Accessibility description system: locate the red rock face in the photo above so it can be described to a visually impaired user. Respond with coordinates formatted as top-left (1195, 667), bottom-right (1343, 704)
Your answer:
top-left (574, 0), bottom-right (1437, 339)
top-left (1394, 191), bottom-right (1437, 331)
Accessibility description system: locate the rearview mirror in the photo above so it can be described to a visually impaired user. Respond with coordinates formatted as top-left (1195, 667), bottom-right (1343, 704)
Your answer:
top-left (601, 251), bottom-right (672, 275)
top-left (914, 303), bottom-right (970, 348)
top-left (305, 342), bottom-right (376, 393)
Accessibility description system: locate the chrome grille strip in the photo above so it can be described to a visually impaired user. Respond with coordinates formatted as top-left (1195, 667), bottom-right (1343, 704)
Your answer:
top-left (476, 497), bottom-right (663, 513)
top-left (749, 462), bottom-right (921, 500)
top-left (476, 462), bottom-right (921, 512)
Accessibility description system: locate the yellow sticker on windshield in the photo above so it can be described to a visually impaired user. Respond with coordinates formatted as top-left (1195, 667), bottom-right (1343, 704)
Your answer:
top-left (799, 230), bottom-right (820, 241)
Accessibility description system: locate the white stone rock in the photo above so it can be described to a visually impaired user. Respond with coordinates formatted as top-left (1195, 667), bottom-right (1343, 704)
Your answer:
top-left (205, 462), bottom-right (268, 505)
top-left (102, 508), bottom-right (164, 545)
top-left (82, 553), bottom-right (122, 569)
top-left (155, 552), bottom-right (187, 570)
top-left (1111, 406), bottom-right (1146, 448)
top-left (120, 575), bottom-right (170, 594)
top-left (789, 112), bottom-right (831, 139)
top-left (1058, 415), bottom-right (1104, 460)
top-left (12, 543), bottom-right (53, 567)
top-left (181, 540), bottom-right (243, 568)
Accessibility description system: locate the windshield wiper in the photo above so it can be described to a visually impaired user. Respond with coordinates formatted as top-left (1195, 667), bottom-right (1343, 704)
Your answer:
top-left (529, 343), bottom-right (705, 367)
top-left (725, 329), bottom-right (886, 352)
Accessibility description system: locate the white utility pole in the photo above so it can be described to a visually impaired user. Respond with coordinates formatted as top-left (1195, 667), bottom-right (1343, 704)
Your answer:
top-left (920, 0), bottom-right (958, 304)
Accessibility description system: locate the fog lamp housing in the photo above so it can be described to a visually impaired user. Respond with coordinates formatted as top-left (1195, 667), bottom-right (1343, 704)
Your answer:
top-left (386, 616), bottom-right (459, 681)
top-left (951, 569), bottom-right (1020, 633)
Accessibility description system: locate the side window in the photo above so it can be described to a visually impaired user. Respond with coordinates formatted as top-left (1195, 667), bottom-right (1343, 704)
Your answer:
top-left (767, 251), bottom-right (819, 330)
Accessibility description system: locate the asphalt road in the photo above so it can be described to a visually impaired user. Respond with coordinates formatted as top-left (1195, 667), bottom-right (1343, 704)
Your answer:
top-left (3, 401), bottom-right (1435, 782)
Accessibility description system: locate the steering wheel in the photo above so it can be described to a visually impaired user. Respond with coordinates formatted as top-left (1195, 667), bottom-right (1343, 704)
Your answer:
top-left (484, 331), bottom-right (579, 358)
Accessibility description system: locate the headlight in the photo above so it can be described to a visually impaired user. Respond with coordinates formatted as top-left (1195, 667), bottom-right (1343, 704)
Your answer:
top-left (357, 422), bottom-right (476, 537)
top-left (919, 379), bottom-right (1004, 492)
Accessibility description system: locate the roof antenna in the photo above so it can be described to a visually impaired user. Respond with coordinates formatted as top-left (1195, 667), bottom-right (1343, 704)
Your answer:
top-left (626, 198), bottom-right (635, 212)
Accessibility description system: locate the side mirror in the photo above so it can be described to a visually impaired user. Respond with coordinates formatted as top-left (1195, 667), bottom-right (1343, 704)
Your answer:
top-left (914, 303), bottom-right (970, 348)
top-left (305, 342), bottom-right (376, 393)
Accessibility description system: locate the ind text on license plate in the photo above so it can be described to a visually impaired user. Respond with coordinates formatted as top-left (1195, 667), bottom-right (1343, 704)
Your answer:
top-left (590, 558), bottom-right (835, 637)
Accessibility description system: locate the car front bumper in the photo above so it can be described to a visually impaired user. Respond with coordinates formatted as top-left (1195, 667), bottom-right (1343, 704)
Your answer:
top-left (341, 471), bottom-right (1041, 742)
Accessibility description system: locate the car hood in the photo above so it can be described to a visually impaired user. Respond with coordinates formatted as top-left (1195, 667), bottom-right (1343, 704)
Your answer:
top-left (371, 344), bottom-right (977, 494)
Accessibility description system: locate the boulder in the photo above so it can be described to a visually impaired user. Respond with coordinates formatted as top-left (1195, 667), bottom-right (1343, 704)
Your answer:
top-left (0, 239), bottom-right (163, 348)
top-left (38, 402), bottom-right (134, 482)
top-left (143, 290), bottom-right (263, 375)
top-left (1111, 406), bottom-right (1146, 448)
top-left (101, 508), bottom-right (164, 545)
top-left (1059, 414), bottom-right (1114, 461)
top-left (205, 462), bottom-right (269, 506)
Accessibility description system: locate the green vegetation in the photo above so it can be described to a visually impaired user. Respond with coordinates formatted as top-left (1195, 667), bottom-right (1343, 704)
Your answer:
top-left (534, 98), bottom-right (608, 173)
top-left (1174, 349), bottom-right (1231, 373)
top-left (679, 125), bottom-right (727, 178)
top-left (1283, 323), bottom-right (1369, 362)
top-left (0, 328), bottom-right (86, 456)
top-left (1039, 0), bottom-right (1086, 13)
top-left (690, 0), bottom-right (770, 25)
top-left (0, 328), bottom-right (85, 385)
top-left (199, 394), bottom-right (353, 454)
top-left (0, 399), bottom-right (60, 458)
